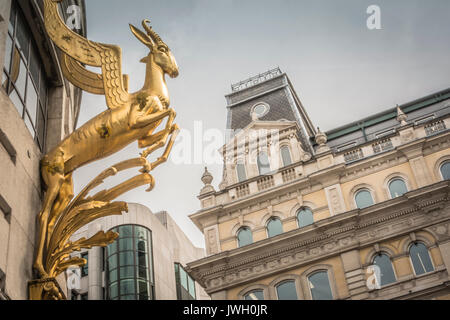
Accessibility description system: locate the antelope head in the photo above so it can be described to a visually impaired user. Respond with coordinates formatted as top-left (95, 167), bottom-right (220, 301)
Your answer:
top-left (130, 19), bottom-right (179, 78)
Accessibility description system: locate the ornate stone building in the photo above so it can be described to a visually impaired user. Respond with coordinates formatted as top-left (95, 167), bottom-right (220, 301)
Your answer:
top-left (0, 0), bottom-right (85, 299)
top-left (187, 68), bottom-right (450, 300)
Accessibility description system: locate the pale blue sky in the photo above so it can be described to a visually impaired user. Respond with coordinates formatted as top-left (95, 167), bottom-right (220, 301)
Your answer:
top-left (74, 0), bottom-right (450, 248)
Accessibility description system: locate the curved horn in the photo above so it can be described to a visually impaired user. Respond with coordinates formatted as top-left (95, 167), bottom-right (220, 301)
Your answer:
top-left (142, 19), bottom-right (165, 46)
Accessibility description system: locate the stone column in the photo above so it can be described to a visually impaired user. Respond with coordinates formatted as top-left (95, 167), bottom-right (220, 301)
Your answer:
top-left (340, 250), bottom-right (369, 300)
top-left (437, 240), bottom-right (450, 275)
top-left (87, 224), bottom-right (103, 300)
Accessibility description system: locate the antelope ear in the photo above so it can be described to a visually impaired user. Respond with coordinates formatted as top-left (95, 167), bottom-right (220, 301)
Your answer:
top-left (129, 24), bottom-right (154, 48)
top-left (140, 56), bottom-right (149, 63)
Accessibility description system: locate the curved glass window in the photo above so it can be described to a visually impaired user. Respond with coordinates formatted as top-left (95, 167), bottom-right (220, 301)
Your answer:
top-left (409, 242), bottom-right (434, 275)
top-left (106, 225), bottom-right (155, 300)
top-left (280, 146), bottom-right (292, 167)
top-left (3, 2), bottom-right (48, 151)
top-left (355, 189), bottom-right (374, 209)
top-left (297, 208), bottom-right (314, 228)
top-left (440, 161), bottom-right (450, 180)
top-left (388, 178), bottom-right (408, 198)
top-left (276, 281), bottom-right (297, 300)
top-left (244, 290), bottom-right (264, 300)
top-left (308, 271), bottom-right (333, 300)
top-left (266, 217), bottom-right (283, 238)
top-left (237, 227), bottom-right (253, 247)
top-left (372, 253), bottom-right (396, 286)
top-left (257, 152), bottom-right (271, 175)
top-left (236, 161), bottom-right (247, 182)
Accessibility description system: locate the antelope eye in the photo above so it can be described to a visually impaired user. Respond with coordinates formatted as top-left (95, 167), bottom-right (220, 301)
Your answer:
top-left (158, 46), bottom-right (168, 53)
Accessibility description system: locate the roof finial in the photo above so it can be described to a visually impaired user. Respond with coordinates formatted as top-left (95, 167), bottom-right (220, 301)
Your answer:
top-left (396, 104), bottom-right (408, 126)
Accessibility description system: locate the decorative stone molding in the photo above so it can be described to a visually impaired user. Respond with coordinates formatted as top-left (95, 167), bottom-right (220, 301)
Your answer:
top-left (324, 184), bottom-right (346, 216)
top-left (205, 225), bottom-right (221, 256)
top-left (187, 181), bottom-right (450, 294)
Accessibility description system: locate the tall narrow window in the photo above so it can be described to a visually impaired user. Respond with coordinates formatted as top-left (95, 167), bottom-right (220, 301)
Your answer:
top-left (81, 252), bottom-right (88, 277)
top-left (237, 227), bottom-right (253, 247)
top-left (244, 290), bottom-right (264, 300)
top-left (409, 243), bottom-right (434, 276)
top-left (257, 151), bottom-right (271, 175)
top-left (106, 225), bottom-right (155, 300)
top-left (3, 2), bottom-right (48, 151)
top-left (266, 217), bottom-right (283, 238)
top-left (174, 263), bottom-right (197, 300)
top-left (236, 161), bottom-right (247, 182)
top-left (354, 189), bottom-right (374, 209)
top-left (297, 208), bottom-right (314, 228)
top-left (388, 178), bottom-right (408, 198)
top-left (372, 253), bottom-right (396, 286)
top-left (440, 161), bottom-right (450, 180)
top-left (276, 281), bottom-right (297, 300)
top-left (280, 146), bottom-right (292, 167)
top-left (308, 271), bottom-right (333, 300)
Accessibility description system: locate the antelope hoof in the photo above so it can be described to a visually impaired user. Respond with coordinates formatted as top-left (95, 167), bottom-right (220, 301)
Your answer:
top-left (139, 161), bottom-right (152, 173)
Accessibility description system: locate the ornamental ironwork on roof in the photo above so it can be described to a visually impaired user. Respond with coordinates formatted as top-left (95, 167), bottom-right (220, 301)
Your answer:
top-left (231, 67), bottom-right (282, 93)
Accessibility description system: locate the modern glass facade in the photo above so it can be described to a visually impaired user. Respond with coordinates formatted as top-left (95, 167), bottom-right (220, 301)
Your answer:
top-left (105, 225), bottom-right (155, 300)
top-left (174, 263), bottom-right (196, 300)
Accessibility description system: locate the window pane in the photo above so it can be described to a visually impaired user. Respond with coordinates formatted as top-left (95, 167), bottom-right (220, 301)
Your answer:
top-left (26, 75), bottom-right (38, 124)
top-left (137, 251), bottom-right (148, 268)
top-left (108, 241), bottom-right (118, 255)
top-left (373, 254), bottom-right (396, 286)
top-left (15, 13), bottom-right (29, 59)
top-left (257, 152), bottom-right (270, 175)
top-left (119, 251), bottom-right (134, 266)
top-left (281, 146), bottom-right (292, 167)
top-left (308, 271), bottom-right (333, 300)
top-left (40, 70), bottom-right (47, 105)
top-left (15, 57), bottom-right (27, 98)
top-left (118, 225), bottom-right (133, 238)
top-left (109, 282), bottom-right (118, 299)
top-left (9, 88), bottom-right (24, 116)
top-left (410, 243), bottom-right (434, 275)
top-left (389, 179), bottom-right (407, 198)
top-left (440, 162), bottom-right (450, 180)
top-left (245, 290), bottom-right (264, 300)
top-left (29, 45), bottom-right (40, 89)
top-left (237, 227), bottom-right (253, 247)
top-left (108, 254), bottom-right (117, 270)
top-left (109, 268), bottom-right (118, 283)
top-left (267, 218), bottom-right (283, 238)
top-left (138, 279), bottom-right (149, 296)
top-left (24, 112), bottom-right (35, 138)
top-left (119, 238), bottom-right (133, 251)
top-left (121, 294), bottom-right (135, 300)
top-left (236, 162), bottom-right (247, 182)
top-left (188, 276), bottom-right (196, 298)
top-left (138, 266), bottom-right (148, 280)
top-left (355, 189), bottom-right (374, 209)
top-left (4, 35), bottom-right (13, 73)
top-left (120, 266), bottom-right (135, 279)
top-left (297, 208), bottom-right (313, 228)
top-left (136, 238), bottom-right (147, 252)
top-left (135, 226), bottom-right (148, 240)
top-left (8, 4), bottom-right (15, 36)
top-left (120, 279), bottom-right (135, 295)
top-left (179, 266), bottom-right (188, 290)
top-left (276, 281), bottom-right (297, 300)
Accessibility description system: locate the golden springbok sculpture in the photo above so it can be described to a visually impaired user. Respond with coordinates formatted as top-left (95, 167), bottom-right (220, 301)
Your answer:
top-left (30, 0), bottom-right (180, 298)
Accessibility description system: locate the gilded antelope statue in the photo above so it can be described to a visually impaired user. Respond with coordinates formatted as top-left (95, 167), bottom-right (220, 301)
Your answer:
top-left (30, 0), bottom-right (180, 298)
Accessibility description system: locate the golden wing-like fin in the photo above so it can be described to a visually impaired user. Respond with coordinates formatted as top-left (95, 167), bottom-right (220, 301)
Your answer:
top-left (44, 0), bottom-right (129, 109)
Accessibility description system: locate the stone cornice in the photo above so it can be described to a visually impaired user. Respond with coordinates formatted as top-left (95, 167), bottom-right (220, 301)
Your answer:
top-left (186, 181), bottom-right (450, 293)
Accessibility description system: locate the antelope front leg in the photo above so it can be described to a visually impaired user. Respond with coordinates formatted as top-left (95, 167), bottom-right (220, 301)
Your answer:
top-left (149, 126), bottom-right (180, 170)
top-left (140, 124), bottom-right (179, 159)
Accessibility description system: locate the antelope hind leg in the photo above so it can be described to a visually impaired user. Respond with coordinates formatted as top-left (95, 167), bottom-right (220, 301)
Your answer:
top-left (140, 124), bottom-right (179, 159)
top-left (34, 169), bottom-right (65, 278)
top-left (148, 126), bottom-right (180, 170)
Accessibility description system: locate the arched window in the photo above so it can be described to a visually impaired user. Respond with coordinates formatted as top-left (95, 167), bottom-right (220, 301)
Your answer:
top-left (257, 151), bottom-right (271, 175)
top-left (280, 146), bottom-right (292, 167)
top-left (236, 161), bottom-right (247, 182)
top-left (237, 227), bottom-right (253, 247)
top-left (308, 271), bottom-right (333, 300)
top-left (372, 253), bottom-right (396, 286)
top-left (440, 161), bottom-right (450, 180)
top-left (388, 178), bottom-right (408, 198)
top-left (354, 189), bottom-right (374, 209)
top-left (266, 217), bottom-right (283, 238)
top-left (409, 242), bottom-right (434, 275)
top-left (275, 281), bottom-right (297, 300)
top-left (297, 207), bottom-right (314, 228)
top-left (244, 290), bottom-right (264, 300)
